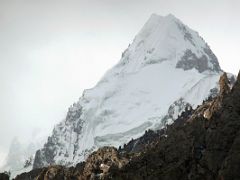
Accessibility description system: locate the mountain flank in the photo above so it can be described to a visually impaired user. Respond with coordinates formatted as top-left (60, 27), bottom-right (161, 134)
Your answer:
top-left (8, 71), bottom-right (240, 180)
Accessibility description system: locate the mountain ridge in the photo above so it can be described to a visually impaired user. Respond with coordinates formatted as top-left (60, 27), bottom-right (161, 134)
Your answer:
top-left (10, 71), bottom-right (240, 180)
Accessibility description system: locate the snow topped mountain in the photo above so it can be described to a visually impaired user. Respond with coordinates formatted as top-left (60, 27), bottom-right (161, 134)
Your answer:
top-left (33, 14), bottom-right (227, 168)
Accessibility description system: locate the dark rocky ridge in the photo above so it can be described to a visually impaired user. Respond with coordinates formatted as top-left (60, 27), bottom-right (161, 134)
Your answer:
top-left (12, 71), bottom-right (240, 180)
top-left (0, 173), bottom-right (9, 180)
top-left (33, 103), bottom-right (85, 169)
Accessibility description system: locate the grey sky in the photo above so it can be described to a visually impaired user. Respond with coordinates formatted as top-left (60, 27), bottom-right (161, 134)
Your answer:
top-left (0, 0), bottom-right (239, 164)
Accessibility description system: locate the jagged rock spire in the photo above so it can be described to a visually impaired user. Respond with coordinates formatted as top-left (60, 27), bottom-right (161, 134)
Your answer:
top-left (219, 72), bottom-right (230, 96)
top-left (237, 70), bottom-right (240, 84)
top-left (203, 72), bottom-right (231, 120)
top-left (230, 70), bottom-right (240, 109)
top-left (229, 70), bottom-right (240, 95)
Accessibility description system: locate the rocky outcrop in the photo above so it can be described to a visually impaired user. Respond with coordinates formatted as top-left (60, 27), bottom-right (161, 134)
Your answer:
top-left (14, 168), bottom-right (45, 180)
top-left (81, 147), bottom-right (128, 179)
top-left (203, 72), bottom-right (231, 120)
top-left (176, 49), bottom-right (221, 73)
top-left (0, 173), bottom-right (9, 180)
top-left (14, 163), bottom-right (86, 180)
top-left (15, 147), bottom-right (128, 180)
top-left (219, 72), bottom-right (231, 96)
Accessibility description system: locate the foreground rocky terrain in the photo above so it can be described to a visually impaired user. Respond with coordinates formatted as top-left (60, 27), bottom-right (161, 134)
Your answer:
top-left (0, 71), bottom-right (238, 180)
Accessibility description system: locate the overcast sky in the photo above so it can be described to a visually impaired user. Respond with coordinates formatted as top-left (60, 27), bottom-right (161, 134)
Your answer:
top-left (0, 0), bottom-right (239, 165)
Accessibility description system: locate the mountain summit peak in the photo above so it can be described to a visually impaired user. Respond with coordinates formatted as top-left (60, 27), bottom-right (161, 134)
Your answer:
top-left (119, 13), bottom-right (221, 73)
top-left (148, 13), bottom-right (177, 22)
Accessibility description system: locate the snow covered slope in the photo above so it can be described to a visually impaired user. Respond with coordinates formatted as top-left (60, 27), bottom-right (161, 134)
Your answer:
top-left (33, 14), bottom-right (226, 168)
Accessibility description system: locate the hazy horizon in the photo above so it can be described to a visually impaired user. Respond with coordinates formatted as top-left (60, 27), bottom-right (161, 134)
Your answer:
top-left (0, 0), bottom-right (240, 166)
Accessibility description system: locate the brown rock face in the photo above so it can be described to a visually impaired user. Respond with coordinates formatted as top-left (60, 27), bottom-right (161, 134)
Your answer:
top-left (81, 147), bottom-right (129, 179)
top-left (14, 163), bottom-right (85, 180)
top-left (203, 72), bottom-right (230, 120)
top-left (219, 72), bottom-right (230, 96)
